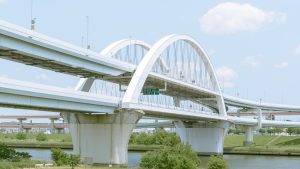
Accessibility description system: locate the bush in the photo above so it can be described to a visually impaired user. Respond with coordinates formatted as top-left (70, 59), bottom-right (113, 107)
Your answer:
top-left (51, 148), bottom-right (68, 166)
top-left (68, 154), bottom-right (80, 169)
top-left (207, 155), bottom-right (228, 169)
top-left (129, 130), bottom-right (181, 146)
top-left (140, 143), bottom-right (200, 169)
top-left (36, 132), bottom-right (47, 141)
top-left (51, 148), bottom-right (81, 168)
top-left (0, 143), bottom-right (31, 161)
top-left (15, 133), bottom-right (27, 140)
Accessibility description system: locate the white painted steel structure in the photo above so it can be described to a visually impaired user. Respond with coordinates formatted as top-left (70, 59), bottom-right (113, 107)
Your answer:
top-left (1, 20), bottom-right (300, 165)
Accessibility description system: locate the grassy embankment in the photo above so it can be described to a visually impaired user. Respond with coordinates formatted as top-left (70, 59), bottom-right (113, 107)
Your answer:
top-left (0, 160), bottom-right (46, 169)
top-left (32, 167), bottom-right (138, 169)
top-left (2, 133), bottom-right (300, 155)
top-left (224, 135), bottom-right (300, 155)
top-left (0, 133), bottom-right (72, 149)
top-left (0, 162), bottom-right (138, 169)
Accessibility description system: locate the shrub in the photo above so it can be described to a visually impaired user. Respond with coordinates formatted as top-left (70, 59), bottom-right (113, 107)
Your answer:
top-left (68, 154), bottom-right (80, 169)
top-left (0, 143), bottom-right (15, 160)
top-left (140, 143), bottom-right (200, 169)
top-left (15, 133), bottom-right (27, 140)
top-left (51, 148), bottom-right (68, 166)
top-left (51, 148), bottom-right (81, 168)
top-left (129, 130), bottom-right (181, 146)
top-left (207, 155), bottom-right (228, 169)
top-left (36, 132), bottom-right (47, 141)
top-left (0, 143), bottom-right (31, 161)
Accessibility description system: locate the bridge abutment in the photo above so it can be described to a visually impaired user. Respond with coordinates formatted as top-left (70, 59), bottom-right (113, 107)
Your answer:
top-left (175, 121), bottom-right (229, 155)
top-left (62, 110), bottom-right (143, 166)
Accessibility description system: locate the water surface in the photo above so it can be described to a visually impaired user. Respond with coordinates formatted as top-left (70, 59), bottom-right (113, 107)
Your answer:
top-left (16, 148), bottom-right (300, 169)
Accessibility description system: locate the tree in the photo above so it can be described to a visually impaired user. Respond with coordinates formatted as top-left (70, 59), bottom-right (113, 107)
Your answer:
top-left (36, 132), bottom-right (47, 141)
top-left (287, 128), bottom-right (295, 136)
top-left (140, 143), bottom-right (201, 169)
top-left (258, 128), bottom-right (266, 135)
top-left (152, 130), bottom-right (181, 146)
top-left (129, 130), bottom-right (181, 146)
top-left (267, 128), bottom-right (275, 135)
top-left (207, 155), bottom-right (228, 169)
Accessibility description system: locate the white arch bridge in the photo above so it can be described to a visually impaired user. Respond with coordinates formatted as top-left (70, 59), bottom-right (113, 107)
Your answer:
top-left (1, 20), bottom-right (300, 165)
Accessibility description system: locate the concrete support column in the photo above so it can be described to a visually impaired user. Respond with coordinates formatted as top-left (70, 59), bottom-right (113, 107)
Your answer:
top-left (257, 109), bottom-right (262, 129)
top-left (17, 118), bottom-right (26, 133)
top-left (49, 118), bottom-right (59, 134)
top-left (56, 128), bottom-right (63, 134)
top-left (25, 128), bottom-right (31, 133)
top-left (175, 121), bottom-right (229, 155)
top-left (62, 110), bottom-right (143, 166)
top-left (243, 126), bottom-right (254, 146)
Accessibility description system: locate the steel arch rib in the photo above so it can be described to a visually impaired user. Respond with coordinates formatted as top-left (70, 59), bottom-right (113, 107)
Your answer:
top-left (75, 39), bottom-right (151, 92)
top-left (122, 34), bottom-right (227, 116)
top-left (100, 39), bottom-right (151, 56)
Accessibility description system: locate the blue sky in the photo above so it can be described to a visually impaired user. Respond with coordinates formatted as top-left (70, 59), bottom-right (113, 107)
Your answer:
top-left (0, 0), bottom-right (300, 119)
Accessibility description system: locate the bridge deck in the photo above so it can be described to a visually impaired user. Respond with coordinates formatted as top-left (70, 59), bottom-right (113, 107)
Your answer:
top-left (224, 94), bottom-right (300, 112)
top-left (0, 20), bottom-right (134, 77)
top-left (0, 77), bottom-right (119, 113)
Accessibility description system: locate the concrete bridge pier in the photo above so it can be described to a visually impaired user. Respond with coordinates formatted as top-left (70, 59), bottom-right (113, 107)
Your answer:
top-left (62, 110), bottom-right (143, 166)
top-left (175, 121), bottom-right (229, 155)
top-left (243, 126), bottom-right (254, 146)
top-left (24, 128), bottom-right (31, 133)
top-left (49, 117), bottom-right (59, 134)
top-left (56, 128), bottom-right (64, 134)
top-left (17, 118), bottom-right (27, 133)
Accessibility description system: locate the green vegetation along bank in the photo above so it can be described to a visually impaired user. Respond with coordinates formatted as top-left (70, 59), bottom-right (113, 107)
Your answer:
top-left (224, 135), bottom-right (300, 155)
top-left (2, 132), bottom-right (300, 155)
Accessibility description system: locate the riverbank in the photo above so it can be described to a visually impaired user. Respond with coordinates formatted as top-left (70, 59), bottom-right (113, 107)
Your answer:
top-left (223, 135), bottom-right (300, 156)
top-left (41, 167), bottom-right (138, 169)
top-left (2, 134), bottom-right (300, 155)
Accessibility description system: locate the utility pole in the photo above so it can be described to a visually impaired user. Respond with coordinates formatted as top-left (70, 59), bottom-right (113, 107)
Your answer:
top-left (30, 0), bottom-right (35, 30)
top-left (86, 16), bottom-right (90, 49)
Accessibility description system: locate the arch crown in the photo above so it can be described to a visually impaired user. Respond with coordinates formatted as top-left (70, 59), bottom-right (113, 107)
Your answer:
top-left (122, 34), bottom-right (226, 115)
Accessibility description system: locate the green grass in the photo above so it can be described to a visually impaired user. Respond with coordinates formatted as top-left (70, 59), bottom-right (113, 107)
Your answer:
top-left (2, 133), bottom-right (300, 153)
top-left (224, 135), bottom-right (300, 154)
top-left (224, 135), bottom-right (300, 147)
top-left (0, 133), bottom-right (72, 141)
top-left (41, 166), bottom-right (138, 169)
top-left (0, 159), bottom-right (44, 169)
top-left (0, 133), bottom-right (72, 148)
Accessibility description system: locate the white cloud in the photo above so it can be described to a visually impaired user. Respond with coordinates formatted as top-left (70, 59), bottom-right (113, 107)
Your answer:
top-left (216, 66), bottom-right (238, 88)
top-left (0, 0), bottom-right (6, 4)
top-left (35, 73), bottom-right (49, 80)
top-left (295, 44), bottom-right (300, 56)
top-left (243, 56), bottom-right (260, 67)
top-left (200, 2), bottom-right (286, 34)
top-left (273, 61), bottom-right (288, 69)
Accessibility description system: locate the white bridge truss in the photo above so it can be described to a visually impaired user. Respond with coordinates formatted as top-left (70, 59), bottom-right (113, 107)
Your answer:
top-left (0, 20), bottom-right (300, 128)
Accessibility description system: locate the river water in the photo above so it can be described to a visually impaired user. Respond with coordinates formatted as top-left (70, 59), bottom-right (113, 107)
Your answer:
top-left (16, 148), bottom-right (300, 169)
